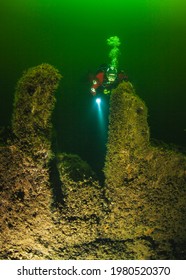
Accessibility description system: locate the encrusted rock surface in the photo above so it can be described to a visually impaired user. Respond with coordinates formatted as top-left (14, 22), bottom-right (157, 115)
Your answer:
top-left (0, 70), bottom-right (186, 259)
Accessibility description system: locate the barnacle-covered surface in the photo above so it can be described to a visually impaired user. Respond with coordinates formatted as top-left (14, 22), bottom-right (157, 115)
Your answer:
top-left (0, 72), bottom-right (186, 259)
top-left (103, 82), bottom-right (186, 259)
top-left (12, 63), bottom-right (62, 163)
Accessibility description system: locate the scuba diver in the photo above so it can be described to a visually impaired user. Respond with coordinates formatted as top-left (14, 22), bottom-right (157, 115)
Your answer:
top-left (90, 64), bottom-right (128, 96)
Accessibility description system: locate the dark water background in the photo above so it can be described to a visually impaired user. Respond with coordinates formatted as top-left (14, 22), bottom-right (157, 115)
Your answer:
top-left (0, 0), bottom-right (186, 174)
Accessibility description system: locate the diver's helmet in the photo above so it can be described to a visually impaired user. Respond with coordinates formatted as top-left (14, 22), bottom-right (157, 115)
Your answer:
top-left (106, 66), bottom-right (117, 83)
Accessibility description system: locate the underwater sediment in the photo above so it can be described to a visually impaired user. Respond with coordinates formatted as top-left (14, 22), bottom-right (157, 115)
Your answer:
top-left (0, 66), bottom-right (186, 259)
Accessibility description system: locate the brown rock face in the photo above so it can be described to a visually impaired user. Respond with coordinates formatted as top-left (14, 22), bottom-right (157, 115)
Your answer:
top-left (0, 73), bottom-right (186, 259)
top-left (103, 82), bottom-right (186, 259)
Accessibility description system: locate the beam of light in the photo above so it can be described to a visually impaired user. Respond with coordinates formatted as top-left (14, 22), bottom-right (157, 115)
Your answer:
top-left (96, 98), bottom-right (101, 106)
top-left (95, 97), bottom-right (106, 139)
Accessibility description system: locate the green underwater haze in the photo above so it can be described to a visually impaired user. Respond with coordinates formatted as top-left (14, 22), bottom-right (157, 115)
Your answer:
top-left (0, 0), bottom-right (186, 172)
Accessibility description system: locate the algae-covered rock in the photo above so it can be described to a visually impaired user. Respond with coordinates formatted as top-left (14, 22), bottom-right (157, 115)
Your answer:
top-left (0, 64), bottom-right (62, 259)
top-left (12, 63), bottom-right (62, 164)
top-left (1, 69), bottom-right (186, 260)
top-left (54, 153), bottom-right (105, 243)
top-left (57, 153), bottom-right (97, 182)
top-left (104, 81), bottom-right (150, 188)
top-left (0, 64), bottom-right (105, 259)
top-left (102, 81), bottom-right (186, 259)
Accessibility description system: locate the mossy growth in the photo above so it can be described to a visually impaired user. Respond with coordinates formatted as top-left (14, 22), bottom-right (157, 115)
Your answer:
top-left (55, 153), bottom-right (104, 220)
top-left (102, 81), bottom-right (186, 259)
top-left (56, 153), bottom-right (97, 182)
top-left (104, 81), bottom-right (150, 188)
top-left (12, 63), bottom-right (62, 163)
top-left (1, 68), bottom-right (186, 259)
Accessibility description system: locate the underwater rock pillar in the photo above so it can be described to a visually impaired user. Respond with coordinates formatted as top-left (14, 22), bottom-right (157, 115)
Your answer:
top-left (104, 81), bottom-right (150, 188)
top-left (102, 81), bottom-right (151, 244)
top-left (102, 81), bottom-right (186, 259)
top-left (12, 63), bottom-right (62, 165)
